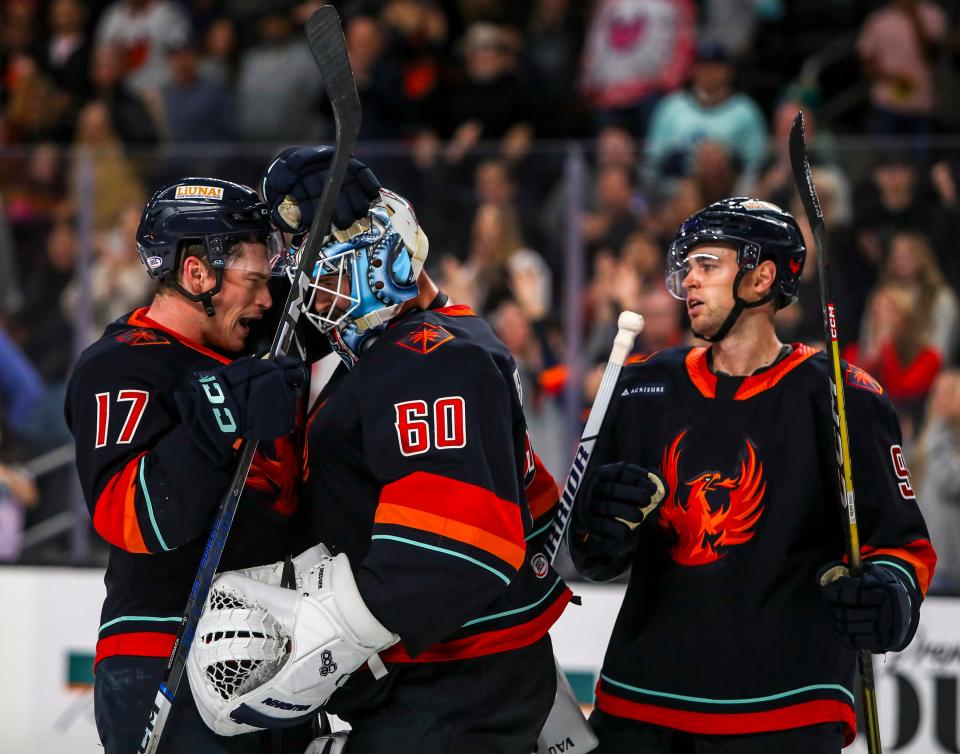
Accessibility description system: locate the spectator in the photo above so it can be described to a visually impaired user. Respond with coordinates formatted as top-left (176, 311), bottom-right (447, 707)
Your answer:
top-left (95, 0), bottom-right (192, 93)
top-left (857, 0), bottom-right (946, 140)
top-left (199, 16), bottom-right (238, 84)
top-left (235, 7), bottom-right (327, 142)
top-left (89, 43), bottom-right (161, 148)
top-left (63, 201), bottom-right (153, 334)
top-left (379, 0), bottom-right (450, 134)
top-left (880, 230), bottom-right (960, 363)
top-left (689, 140), bottom-right (741, 206)
top-left (644, 42), bottom-right (768, 186)
top-left (442, 23), bottom-right (533, 152)
top-left (635, 285), bottom-right (684, 353)
top-left (582, 163), bottom-right (642, 258)
top-left (159, 36), bottom-right (234, 145)
top-left (620, 230), bottom-right (664, 291)
top-left (0, 328), bottom-right (44, 439)
top-left (579, 0), bottom-right (696, 135)
top-left (71, 101), bottom-right (147, 231)
top-left (845, 282), bottom-right (942, 437)
top-left (525, 0), bottom-right (585, 136)
top-left (40, 0), bottom-right (94, 137)
top-left (913, 369), bottom-right (960, 594)
top-left (345, 14), bottom-right (404, 141)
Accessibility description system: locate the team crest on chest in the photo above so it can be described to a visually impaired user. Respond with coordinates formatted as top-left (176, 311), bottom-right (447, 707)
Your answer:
top-left (397, 323), bottom-right (454, 355)
top-left (658, 431), bottom-right (767, 566)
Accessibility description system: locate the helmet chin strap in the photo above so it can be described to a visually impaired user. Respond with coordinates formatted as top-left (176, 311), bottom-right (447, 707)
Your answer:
top-left (170, 270), bottom-right (224, 317)
top-left (691, 269), bottom-right (777, 343)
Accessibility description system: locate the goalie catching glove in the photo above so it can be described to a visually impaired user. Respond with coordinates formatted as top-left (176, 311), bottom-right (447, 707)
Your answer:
top-left (186, 545), bottom-right (398, 736)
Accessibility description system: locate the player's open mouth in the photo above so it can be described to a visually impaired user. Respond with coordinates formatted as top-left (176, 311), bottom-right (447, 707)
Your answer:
top-left (687, 299), bottom-right (703, 314)
top-left (238, 316), bottom-right (259, 333)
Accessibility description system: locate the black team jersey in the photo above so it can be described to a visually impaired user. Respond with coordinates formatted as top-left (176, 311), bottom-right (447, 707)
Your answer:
top-left (305, 304), bottom-right (571, 664)
top-left (570, 344), bottom-right (936, 744)
top-left (65, 308), bottom-right (308, 668)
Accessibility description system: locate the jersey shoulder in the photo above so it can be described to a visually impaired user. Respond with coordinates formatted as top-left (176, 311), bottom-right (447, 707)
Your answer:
top-left (621, 345), bottom-right (693, 378)
top-left (799, 347), bottom-right (893, 414)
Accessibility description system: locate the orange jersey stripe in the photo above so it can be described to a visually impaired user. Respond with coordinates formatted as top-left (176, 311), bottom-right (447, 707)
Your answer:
top-left (92, 453), bottom-right (148, 553)
top-left (862, 539), bottom-right (937, 595)
top-left (379, 472), bottom-right (524, 547)
top-left (95, 631), bottom-right (177, 668)
top-left (595, 689), bottom-right (856, 745)
top-left (734, 344), bottom-right (819, 400)
top-left (375, 502), bottom-right (526, 569)
top-left (685, 348), bottom-right (718, 398)
top-left (128, 308), bottom-right (231, 364)
top-left (526, 455), bottom-right (559, 520)
top-left (381, 587), bottom-right (571, 663)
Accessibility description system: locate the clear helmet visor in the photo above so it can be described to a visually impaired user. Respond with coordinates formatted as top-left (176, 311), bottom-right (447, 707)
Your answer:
top-left (664, 236), bottom-right (761, 300)
top-left (217, 230), bottom-right (291, 277)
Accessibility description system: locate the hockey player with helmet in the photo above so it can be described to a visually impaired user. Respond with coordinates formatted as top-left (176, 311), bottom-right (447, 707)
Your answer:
top-left (186, 147), bottom-right (573, 753)
top-left (568, 198), bottom-right (937, 753)
top-left (65, 177), bottom-right (313, 754)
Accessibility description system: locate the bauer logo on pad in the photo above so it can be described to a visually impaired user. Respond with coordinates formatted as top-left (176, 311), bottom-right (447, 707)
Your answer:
top-left (175, 184), bottom-right (224, 200)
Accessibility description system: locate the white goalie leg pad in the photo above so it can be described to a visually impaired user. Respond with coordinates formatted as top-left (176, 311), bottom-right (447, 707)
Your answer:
top-left (188, 549), bottom-right (397, 736)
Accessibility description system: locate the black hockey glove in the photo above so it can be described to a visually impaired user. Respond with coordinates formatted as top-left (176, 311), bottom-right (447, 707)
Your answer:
top-left (261, 145), bottom-right (382, 232)
top-left (580, 463), bottom-right (667, 562)
top-left (818, 560), bottom-right (918, 653)
top-left (175, 355), bottom-right (309, 465)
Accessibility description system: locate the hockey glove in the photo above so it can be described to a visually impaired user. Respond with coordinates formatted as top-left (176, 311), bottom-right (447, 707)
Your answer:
top-left (175, 355), bottom-right (308, 465)
top-left (261, 145), bottom-right (382, 233)
top-left (818, 560), bottom-right (917, 653)
top-left (580, 463), bottom-right (667, 562)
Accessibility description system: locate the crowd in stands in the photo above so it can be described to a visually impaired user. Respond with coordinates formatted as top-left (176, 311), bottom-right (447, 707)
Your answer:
top-left (1, 0), bottom-right (959, 592)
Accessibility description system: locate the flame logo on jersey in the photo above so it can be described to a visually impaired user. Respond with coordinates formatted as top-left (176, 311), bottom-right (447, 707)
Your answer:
top-left (845, 364), bottom-right (883, 395)
top-left (397, 323), bottom-right (454, 355)
top-left (246, 434), bottom-right (304, 518)
top-left (658, 431), bottom-right (767, 566)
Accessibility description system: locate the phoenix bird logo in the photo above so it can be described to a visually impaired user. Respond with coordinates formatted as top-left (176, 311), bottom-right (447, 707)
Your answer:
top-left (397, 323), bottom-right (454, 355)
top-left (658, 431), bottom-right (767, 566)
top-left (116, 329), bottom-right (170, 346)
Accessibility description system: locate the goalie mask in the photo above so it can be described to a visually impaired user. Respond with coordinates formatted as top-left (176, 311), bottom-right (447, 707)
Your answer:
top-left (296, 189), bottom-right (429, 367)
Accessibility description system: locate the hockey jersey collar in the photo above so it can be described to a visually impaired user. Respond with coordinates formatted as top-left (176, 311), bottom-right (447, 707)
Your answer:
top-left (686, 343), bottom-right (818, 400)
top-left (126, 307), bottom-right (233, 364)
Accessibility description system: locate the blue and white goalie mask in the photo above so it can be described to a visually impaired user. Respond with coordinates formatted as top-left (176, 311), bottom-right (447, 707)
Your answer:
top-left (302, 190), bottom-right (428, 365)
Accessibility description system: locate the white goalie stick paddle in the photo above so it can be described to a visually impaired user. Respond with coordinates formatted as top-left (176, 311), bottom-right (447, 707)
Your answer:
top-left (136, 8), bottom-right (360, 753)
top-left (544, 311), bottom-right (645, 565)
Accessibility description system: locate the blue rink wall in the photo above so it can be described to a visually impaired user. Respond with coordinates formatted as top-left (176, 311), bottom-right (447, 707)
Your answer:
top-left (0, 568), bottom-right (956, 754)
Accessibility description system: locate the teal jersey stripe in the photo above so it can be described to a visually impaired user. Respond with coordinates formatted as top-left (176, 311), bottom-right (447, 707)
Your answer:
top-left (525, 521), bottom-right (553, 542)
top-left (99, 615), bottom-right (181, 633)
top-left (870, 558), bottom-right (918, 592)
top-left (600, 675), bottom-right (855, 705)
top-left (140, 456), bottom-right (171, 552)
top-left (462, 576), bottom-right (563, 627)
top-left (371, 535), bottom-right (511, 585)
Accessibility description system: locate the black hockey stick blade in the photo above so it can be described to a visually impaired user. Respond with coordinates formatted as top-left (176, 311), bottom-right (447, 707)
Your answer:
top-left (136, 9), bottom-right (359, 754)
top-left (788, 114), bottom-right (824, 229)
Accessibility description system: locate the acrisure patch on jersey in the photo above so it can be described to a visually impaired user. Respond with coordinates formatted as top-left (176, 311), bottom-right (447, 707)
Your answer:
top-left (397, 323), bottom-right (454, 355)
top-left (175, 184), bottom-right (224, 200)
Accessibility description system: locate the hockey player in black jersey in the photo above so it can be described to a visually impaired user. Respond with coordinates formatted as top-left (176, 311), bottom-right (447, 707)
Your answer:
top-left (569, 198), bottom-right (937, 753)
top-left (64, 178), bottom-right (312, 754)
top-left (183, 147), bottom-right (572, 753)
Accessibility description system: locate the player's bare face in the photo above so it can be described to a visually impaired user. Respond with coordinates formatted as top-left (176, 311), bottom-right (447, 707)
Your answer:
top-left (681, 245), bottom-right (738, 337)
top-left (206, 241), bottom-right (273, 352)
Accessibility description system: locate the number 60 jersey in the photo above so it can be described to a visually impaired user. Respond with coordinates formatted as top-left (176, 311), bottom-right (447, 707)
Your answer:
top-left (65, 307), bottom-right (308, 669)
top-left (304, 304), bottom-right (571, 663)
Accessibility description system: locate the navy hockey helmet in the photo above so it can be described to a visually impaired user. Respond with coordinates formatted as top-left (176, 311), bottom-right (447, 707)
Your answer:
top-left (136, 177), bottom-right (285, 315)
top-left (665, 197), bottom-right (806, 341)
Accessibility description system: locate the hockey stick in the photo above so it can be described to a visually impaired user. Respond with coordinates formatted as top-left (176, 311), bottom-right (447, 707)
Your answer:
top-left (789, 112), bottom-right (883, 754)
top-left (136, 8), bottom-right (359, 753)
top-left (544, 311), bottom-right (645, 564)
